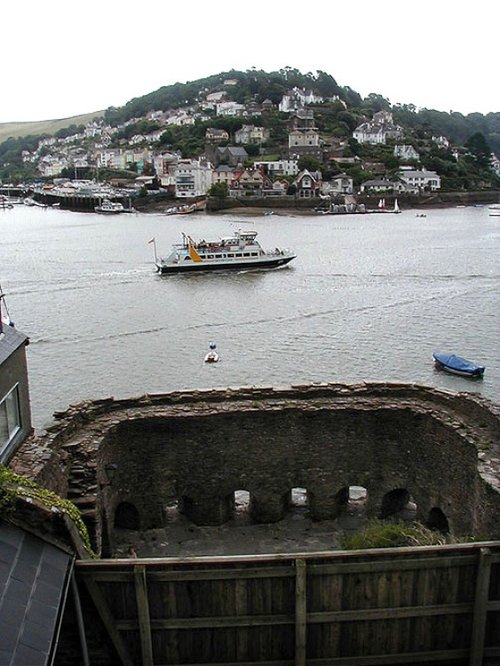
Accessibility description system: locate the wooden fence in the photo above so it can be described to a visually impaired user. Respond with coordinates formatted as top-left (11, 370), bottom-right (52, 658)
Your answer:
top-left (74, 542), bottom-right (500, 665)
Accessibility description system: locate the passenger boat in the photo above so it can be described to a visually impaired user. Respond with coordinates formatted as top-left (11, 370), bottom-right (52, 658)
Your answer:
top-left (432, 352), bottom-right (485, 378)
top-left (95, 199), bottom-right (126, 214)
top-left (153, 230), bottom-right (296, 274)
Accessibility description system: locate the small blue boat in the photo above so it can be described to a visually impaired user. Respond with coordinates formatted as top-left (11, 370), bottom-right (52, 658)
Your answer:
top-left (432, 352), bottom-right (485, 378)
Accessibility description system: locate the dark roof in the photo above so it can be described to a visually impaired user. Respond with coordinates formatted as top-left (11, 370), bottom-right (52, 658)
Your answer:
top-left (0, 324), bottom-right (29, 367)
top-left (0, 523), bottom-right (72, 666)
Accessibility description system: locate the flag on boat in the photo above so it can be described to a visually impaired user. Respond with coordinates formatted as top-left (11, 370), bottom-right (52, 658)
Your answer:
top-left (188, 239), bottom-right (203, 262)
top-left (148, 237), bottom-right (155, 244)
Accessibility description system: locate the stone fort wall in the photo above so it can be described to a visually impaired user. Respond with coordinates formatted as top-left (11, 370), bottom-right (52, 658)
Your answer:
top-left (10, 383), bottom-right (500, 555)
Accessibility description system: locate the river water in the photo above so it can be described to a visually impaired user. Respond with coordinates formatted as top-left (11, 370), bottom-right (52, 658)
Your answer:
top-left (1, 204), bottom-right (498, 431)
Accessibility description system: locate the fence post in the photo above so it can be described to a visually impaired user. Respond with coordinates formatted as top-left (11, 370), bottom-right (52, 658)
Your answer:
top-left (469, 547), bottom-right (492, 666)
top-left (295, 558), bottom-right (307, 666)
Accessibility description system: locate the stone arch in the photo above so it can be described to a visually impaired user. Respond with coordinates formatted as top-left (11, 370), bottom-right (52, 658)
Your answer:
top-left (379, 488), bottom-right (411, 520)
top-left (114, 502), bottom-right (141, 530)
top-left (427, 507), bottom-right (450, 534)
top-left (335, 485), bottom-right (368, 518)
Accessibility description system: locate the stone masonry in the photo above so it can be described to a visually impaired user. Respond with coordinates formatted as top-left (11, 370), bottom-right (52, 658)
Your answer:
top-left (9, 383), bottom-right (500, 556)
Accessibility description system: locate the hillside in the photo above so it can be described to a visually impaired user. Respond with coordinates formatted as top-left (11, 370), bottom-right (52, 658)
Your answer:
top-left (0, 111), bottom-right (104, 145)
top-left (0, 68), bottom-right (498, 190)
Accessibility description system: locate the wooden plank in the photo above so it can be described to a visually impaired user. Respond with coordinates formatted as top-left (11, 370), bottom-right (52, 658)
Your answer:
top-left (78, 566), bottom-right (295, 582)
top-left (134, 565), bottom-right (153, 666)
top-left (116, 613), bottom-right (294, 630)
top-left (307, 647), bottom-right (469, 664)
top-left (81, 577), bottom-right (134, 666)
top-left (469, 547), bottom-right (492, 666)
top-left (75, 539), bottom-right (500, 568)
top-left (295, 559), bottom-right (306, 666)
top-left (309, 555), bottom-right (477, 575)
top-left (308, 602), bottom-right (473, 622)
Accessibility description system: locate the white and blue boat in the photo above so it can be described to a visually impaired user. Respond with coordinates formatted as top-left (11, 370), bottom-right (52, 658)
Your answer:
top-left (432, 352), bottom-right (485, 378)
top-left (154, 230), bottom-right (295, 274)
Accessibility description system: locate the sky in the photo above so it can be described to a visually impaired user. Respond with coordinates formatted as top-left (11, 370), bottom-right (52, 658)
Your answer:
top-left (1, 0), bottom-right (498, 124)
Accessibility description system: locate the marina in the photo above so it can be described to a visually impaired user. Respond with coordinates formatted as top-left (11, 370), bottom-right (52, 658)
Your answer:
top-left (0, 204), bottom-right (498, 431)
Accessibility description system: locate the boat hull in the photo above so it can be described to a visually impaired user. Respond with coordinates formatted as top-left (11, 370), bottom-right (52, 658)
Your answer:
top-left (156, 255), bottom-right (295, 274)
top-left (432, 352), bottom-right (485, 378)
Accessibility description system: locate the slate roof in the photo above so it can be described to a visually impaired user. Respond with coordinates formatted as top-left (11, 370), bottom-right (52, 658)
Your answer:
top-left (0, 523), bottom-right (72, 666)
top-left (0, 324), bottom-right (29, 367)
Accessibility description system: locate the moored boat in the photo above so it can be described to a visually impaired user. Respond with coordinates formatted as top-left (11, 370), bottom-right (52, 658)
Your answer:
top-left (153, 229), bottom-right (296, 274)
top-left (432, 352), bottom-right (485, 378)
top-left (95, 199), bottom-right (126, 214)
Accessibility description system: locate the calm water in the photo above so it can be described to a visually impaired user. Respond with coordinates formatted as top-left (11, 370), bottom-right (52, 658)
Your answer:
top-left (1, 204), bottom-right (498, 431)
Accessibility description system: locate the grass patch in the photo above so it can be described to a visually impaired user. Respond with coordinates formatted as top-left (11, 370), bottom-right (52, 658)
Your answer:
top-left (0, 465), bottom-right (95, 556)
top-left (341, 519), bottom-right (447, 550)
top-left (0, 111), bottom-right (104, 144)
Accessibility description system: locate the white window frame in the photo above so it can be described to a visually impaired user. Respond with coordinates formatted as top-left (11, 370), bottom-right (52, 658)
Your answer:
top-left (0, 385), bottom-right (21, 454)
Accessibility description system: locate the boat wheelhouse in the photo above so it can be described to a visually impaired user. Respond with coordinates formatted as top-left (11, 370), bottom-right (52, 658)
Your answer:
top-left (154, 230), bottom-right (296, 274)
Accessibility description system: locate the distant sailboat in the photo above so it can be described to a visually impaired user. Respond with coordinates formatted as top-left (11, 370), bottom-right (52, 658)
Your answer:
top-left (394, 198), bottom-right (401, 213)
top-left (378, 198), bottom-right (386, 210)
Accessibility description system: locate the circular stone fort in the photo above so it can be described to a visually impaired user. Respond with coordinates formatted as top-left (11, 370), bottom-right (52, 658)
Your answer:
top-left (11, 382), bottom-right (500, 556)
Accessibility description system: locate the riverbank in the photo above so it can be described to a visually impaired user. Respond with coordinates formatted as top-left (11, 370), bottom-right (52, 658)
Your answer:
top-left (134, 190), bottom-right (500, 215)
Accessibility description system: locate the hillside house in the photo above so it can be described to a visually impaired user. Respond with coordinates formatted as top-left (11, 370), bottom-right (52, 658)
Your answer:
top-left (394, 145), bottom-right (420, 162)
top-left (353, 111), bottom-right (403, 145)
top-left (153, 152), bottom-right (180, 179)
top-left (294, 169), bottom-right (322, 198)
top-left (175, 158), bottom-right (213, 198)
top-left (432, 135), bottom-right (450, 148)
top-left (398, 168), bottom-right (441, 192)
top-left (234, 125), bottom-right (270, 145)
top-left (0, 311), bottom-right (31, 464)
top-left (216, 101), bottom-right (246, 117)
top-left (253, 159), bottom-right (299, 177)
top-left (279, 87), bottom-right (324, 112)
top-left (205, 128), bottom-right (230, 144)
top-left (327, 172), bottom-right (354, 195)
top-left (360, 179), bottom-right (406, 193)
top-left (212, 164), bottom-right (238, 187)
top-left (288, 129), bottom-right (320, 149)
top-left (215, 146), bottom-right (248, 167)
top-left (230, 168), bottom-right (272, 196)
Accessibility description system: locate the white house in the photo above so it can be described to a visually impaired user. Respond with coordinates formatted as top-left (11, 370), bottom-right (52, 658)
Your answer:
top-left (234, 125), bottom-right (269, 145)
top-left (175, 158), bottom-right (213, 198)
top-left (394, 145), bottom-right (420, 161)
top-left (216, 101), bottom-right (246, 117)
top-left (398, 168), bottom-right (441, 192)
top-left (327, 172), bottom-right (354, 195)
top-left (432, 135), bottom-right (450, 148)
top-left (279, 87), bottom-right (324, 113)
top-left (253, 159), bottom-right (299, 177)
top-left (360, 179), bottom-right (406, 193)
top-left (353, 111), bottom-right (403, 145)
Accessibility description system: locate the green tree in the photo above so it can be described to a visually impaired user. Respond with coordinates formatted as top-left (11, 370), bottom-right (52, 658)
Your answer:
top-left (464, 132), bottom-right (491, 169)
top-left (208, 181), bottom-right (229, 198)
top-left (297, 156), bottom-right (323, 172)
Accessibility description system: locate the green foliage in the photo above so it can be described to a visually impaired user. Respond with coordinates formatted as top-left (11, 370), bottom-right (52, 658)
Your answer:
top-left (465, 131), bottom-right (492, 168)
top-left (297, 156), bottom-right (323, 172)
top-left (341, 520), bottom-right (447, 550)
top-left (0, 465), bottom-right (95, 556)
top-left (208, 181), bottom-right (229, 198)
